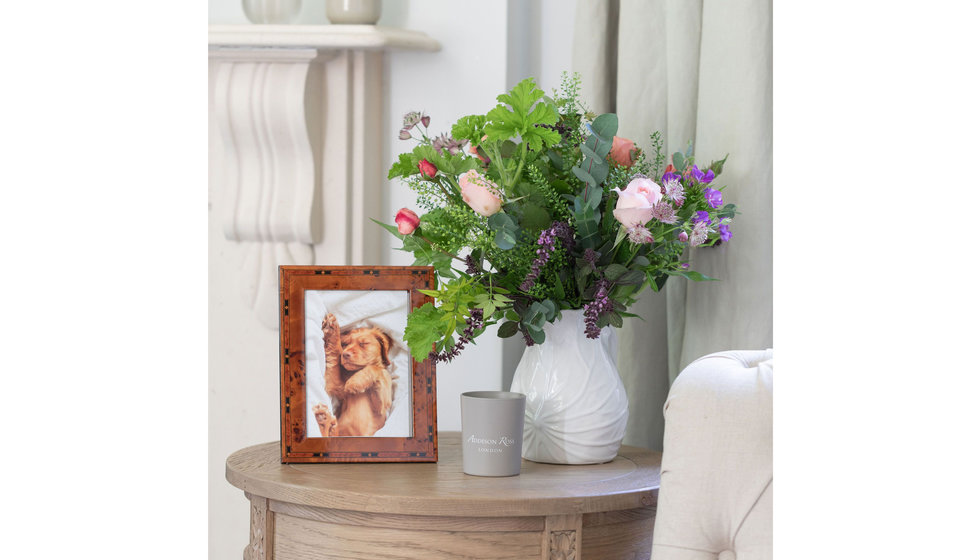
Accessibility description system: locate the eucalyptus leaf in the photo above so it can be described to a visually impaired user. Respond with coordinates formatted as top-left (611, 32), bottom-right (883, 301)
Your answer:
top-left (572, 166), bottom-right (597, 189)
top-left (590, 113), bottom-right (619, 141)
top-left (528, 327), bottom-right (545, 345)
top-left (494, 229), bottom-right (517, 250)
top-left (672, 151), bottom-right (685, 171)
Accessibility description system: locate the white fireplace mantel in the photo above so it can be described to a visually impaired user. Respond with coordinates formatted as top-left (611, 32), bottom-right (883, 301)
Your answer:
top-left (208, 24), bottom-right (441, 50)
top-left (209, 25), bottom-right (440, 328)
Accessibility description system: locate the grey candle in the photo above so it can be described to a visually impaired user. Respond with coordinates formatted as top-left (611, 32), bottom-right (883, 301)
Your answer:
top-left (460, 391), bottom-right (526, 477)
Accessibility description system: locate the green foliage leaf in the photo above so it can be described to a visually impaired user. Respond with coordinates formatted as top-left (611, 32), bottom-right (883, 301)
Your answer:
top-left (404, 303), bottom-right (444, 362)
top-left (669, 269), bottom-right (719, 282)
top-left (497, 321), bottom-right (519, 338)
top-left (708, 154), bottom-right (729, 177)
top-left (605, 311), bottom-right (623, 328)
top-left (528, 327), bottom-right (545, 344)
top-left (614, 270), bottom-right (645, 286)
top-left (489, 212), bottom-right (520, 250)
top-left (451, 114), bottom-right (488, 145)
top-left (672, 151), bottom-right (685, 171)
top-left (603, 263), bottom-right (629, 281)
top-left (717, 203), bottom-right (738, 220)
top-left (484, 77), bottom-right (560, 152)
top-left (520, 202), bottom-right (552, 231)
top-left (590, 113), bottom-right (618, 140)
top-left (571, 166), bottom-right (597, 189)
top-left (573, 204), bottom-right (600, 249)
top-left (387, 153), bottom-right (417, 179)
top-left (372, 218), bottom-right (404, 240)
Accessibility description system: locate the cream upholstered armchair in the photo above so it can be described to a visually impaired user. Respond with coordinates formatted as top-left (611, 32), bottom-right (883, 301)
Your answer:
top-left (652, 349), bottom-right (774, 560)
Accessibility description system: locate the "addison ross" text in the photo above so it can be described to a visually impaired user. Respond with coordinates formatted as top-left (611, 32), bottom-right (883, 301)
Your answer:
top-left (467, 434), bottom-right (516, 447)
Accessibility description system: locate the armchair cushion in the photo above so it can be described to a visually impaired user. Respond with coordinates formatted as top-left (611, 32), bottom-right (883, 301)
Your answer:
top-left (652, 349), bottom-right (773, 560)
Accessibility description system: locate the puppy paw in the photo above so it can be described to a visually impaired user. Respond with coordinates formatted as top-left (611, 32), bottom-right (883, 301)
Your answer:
top-left (322, 313), bottom-right (341, 356)
top-left (312, 403), bottom-right (337, 437)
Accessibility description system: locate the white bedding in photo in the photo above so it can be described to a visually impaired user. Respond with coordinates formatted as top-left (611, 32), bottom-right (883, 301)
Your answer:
top-left (304, 289), bottom-right (412, 437)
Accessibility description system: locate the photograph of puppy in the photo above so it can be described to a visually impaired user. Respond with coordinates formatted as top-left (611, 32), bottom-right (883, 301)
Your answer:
top-left (304, 289), bottom-right (412, 439)
top-left (314, 313), bottom-right (397, 437)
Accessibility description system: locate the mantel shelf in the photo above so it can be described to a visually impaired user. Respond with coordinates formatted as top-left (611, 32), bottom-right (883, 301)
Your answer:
top-left (208, 24), bottom-right (441, 51)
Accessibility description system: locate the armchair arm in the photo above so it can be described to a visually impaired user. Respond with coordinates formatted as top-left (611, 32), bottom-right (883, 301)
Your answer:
top-left (652, 349), bottom-right (773, 560)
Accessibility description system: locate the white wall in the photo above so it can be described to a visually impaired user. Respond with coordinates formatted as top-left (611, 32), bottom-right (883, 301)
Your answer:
top-left (209, 1), bottom-right (573, 558)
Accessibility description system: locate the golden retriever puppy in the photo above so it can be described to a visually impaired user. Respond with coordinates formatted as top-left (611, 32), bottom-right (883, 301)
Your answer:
top-left (319, 313), bottom-right (395, 437)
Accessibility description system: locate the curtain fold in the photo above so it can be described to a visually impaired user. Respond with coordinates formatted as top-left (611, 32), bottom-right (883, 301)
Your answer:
top-left (572, 0), bottom-right (772, 451)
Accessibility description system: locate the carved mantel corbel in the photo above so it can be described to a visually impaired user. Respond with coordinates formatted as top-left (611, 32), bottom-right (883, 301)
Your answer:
top-left (209, 25), bottom-right (440, 328)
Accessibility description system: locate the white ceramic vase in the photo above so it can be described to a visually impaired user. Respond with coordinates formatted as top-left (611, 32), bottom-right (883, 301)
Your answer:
top-left (509, 309), bottom-right (628, 464)
top-left (242, 0), bottom-right (301, 23)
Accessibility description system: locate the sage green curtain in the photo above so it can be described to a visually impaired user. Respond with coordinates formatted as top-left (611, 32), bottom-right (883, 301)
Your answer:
top-left (572, 0), bottom-right (773, 451)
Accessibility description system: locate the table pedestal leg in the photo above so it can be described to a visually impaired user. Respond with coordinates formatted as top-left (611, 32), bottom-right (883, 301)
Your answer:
top-left (544, 514), bottom-right (583, 560)
top-left (244, 492), bottom-right (274, 560)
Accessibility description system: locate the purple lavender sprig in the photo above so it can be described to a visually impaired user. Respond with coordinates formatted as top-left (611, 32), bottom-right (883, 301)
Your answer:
top-left (428, 309), bottom-right (485, 363)
top-left (520, 221), bottom-right (573, 292)
top-left (583, 278), bottom-right (613, 339)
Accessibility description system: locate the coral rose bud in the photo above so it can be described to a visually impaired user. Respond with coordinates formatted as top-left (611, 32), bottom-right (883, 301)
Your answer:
top-left (609, 136), bottom-right (638, 168)
top-left (469, 145), bottom-right (490, 164)
top-left (664, 163), bottom-right (676, 174)
top-left (418, 158), bottom-right (437, 179)
top-left (458, 169), bottom-right (502, 217)
top-left (395, 208), bottom-right (420, 235)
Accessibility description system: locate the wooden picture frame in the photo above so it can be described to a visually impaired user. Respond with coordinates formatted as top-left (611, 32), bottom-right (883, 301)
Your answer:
top-left (279, 266), bottom-right (437, 463)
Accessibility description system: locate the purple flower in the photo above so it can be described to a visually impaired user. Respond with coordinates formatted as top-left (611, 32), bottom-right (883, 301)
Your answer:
top-left (689, 220), bottom-right (713, 246)
top-left (678, 231), bottom-right (689, 243)
top-left (661, 171), bottom-right (681, 184)
top-left (583, 248), bottom-right (599, 271)
top-left (429, 309), bottom-right (484, 363)
top-left (663, 178), bottom-right (685, 206)
top-left (651, 200), bottom-right (678, 224)
top-left (583, 279), bottom-right (613, 339)
top-left (521, 221), bottom-right (573, 291)
top-left (694, 210), bottom-right (712, 225)
top-left (704, 188), bottom-right (723, 209)
top-left (626, 224), bottom-right (654, 244)
top-left (691, 165), bottom-right (714, 184)
top-left (403, 111), bottom-right (423, 128)
top-left (719, 224), bottom-right (732, 242)
top-left (433, 133), bottom-right (466, 155)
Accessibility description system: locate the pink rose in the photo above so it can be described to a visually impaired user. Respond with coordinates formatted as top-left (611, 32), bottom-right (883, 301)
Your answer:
top-left (609, 136), bottom-right (638, 168)
top-left (612, 176), bottom-right (662, 227)
top-left (395, 208), bottom-right (420, 235)
top-left (418, 159), bottom-right (437, 179)
top-left (458, 169), bottom-right (502, 217)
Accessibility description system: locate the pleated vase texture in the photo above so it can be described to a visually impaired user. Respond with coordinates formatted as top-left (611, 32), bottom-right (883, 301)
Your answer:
top-left (510, 309), bottom-right (628, 464)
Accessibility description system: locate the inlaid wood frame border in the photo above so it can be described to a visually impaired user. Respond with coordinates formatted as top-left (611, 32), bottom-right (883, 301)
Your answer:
top-left (279, 266), bottom-right (437, 463)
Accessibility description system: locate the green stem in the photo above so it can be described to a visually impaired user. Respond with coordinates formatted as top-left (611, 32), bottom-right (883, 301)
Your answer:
top-left (418, 234), bottom-right (467, 264)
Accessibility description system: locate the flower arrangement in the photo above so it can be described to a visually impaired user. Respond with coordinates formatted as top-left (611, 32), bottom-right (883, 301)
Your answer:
top-left (379, 73), bottom-right (736, 363)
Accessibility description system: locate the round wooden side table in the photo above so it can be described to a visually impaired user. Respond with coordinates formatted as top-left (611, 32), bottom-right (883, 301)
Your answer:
top-left (226, 432), bottom-right (661, 559)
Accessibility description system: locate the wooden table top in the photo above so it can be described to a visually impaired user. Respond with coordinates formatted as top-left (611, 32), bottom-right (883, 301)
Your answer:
top-left (226, 432), bottom-right (661, 518)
